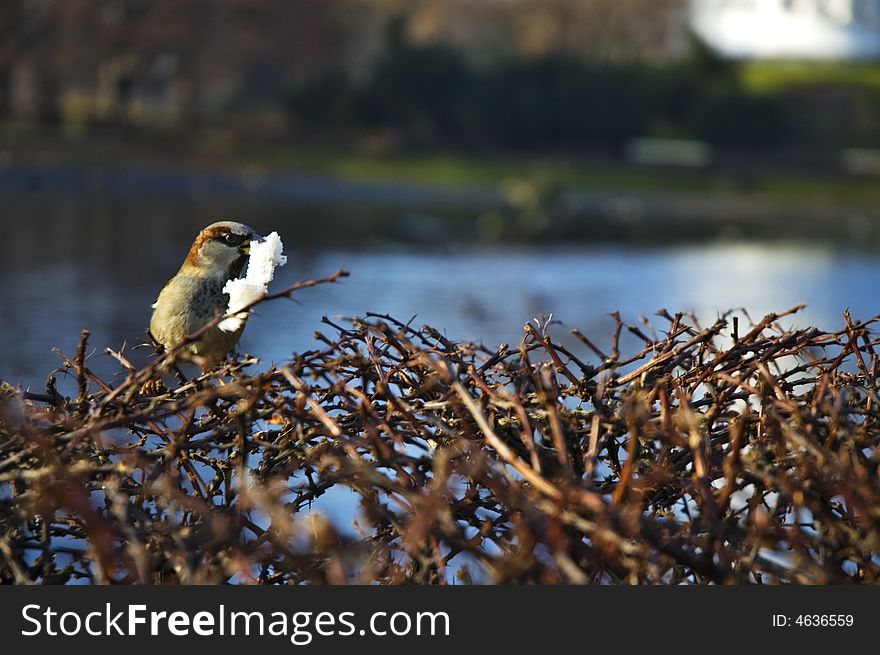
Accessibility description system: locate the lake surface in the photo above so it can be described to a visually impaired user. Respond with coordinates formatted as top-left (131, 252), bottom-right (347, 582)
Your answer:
top-left (4, 192), bottom-right (880, 533)
top-left (2, 194), bottom-right (879, 391)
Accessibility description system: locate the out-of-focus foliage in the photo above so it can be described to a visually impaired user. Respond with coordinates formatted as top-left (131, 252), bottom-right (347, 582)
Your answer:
top-left (288, 25), bottom-right (792, 149)
top-left (3, 0), bottom-right (880, 150)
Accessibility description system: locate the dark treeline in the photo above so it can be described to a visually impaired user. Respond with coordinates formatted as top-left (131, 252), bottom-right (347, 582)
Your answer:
top-left (3, 0), bottom-right (880, 154)
top-left (288, 21), bottom-right (880, 152)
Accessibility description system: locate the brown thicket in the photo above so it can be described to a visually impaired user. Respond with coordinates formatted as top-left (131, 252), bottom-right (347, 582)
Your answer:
top-left (2, 271), bottom-right (880, 584)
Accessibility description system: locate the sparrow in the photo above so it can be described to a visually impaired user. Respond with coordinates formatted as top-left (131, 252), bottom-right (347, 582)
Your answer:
top-left (149, 221), bottom-right (259, 371)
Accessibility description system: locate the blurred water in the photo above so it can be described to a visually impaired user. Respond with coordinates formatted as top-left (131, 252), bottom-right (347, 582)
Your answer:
top-left (4, 194), bottom-right (880, 535)
top-left (1, 195), bottom-right (879, 392)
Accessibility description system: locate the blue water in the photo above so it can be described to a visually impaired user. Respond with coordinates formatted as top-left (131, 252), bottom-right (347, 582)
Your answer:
top-left (3, 197), bottom-right (879, 538)
top-left (1, 210), bottom-right (877, 388)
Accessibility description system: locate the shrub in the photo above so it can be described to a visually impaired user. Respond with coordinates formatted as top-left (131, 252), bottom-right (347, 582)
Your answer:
top-left (3, 274), bottom-right (880, 584)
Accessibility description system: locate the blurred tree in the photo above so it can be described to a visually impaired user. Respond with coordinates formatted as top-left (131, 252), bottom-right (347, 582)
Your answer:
top-left (0, 0), bottom-right (66, 120)
top-left (360, 0), bottom-right (690, 64)
top-left (357, 18), bottom-right (471, 141)
top-left (2, 0), bottom-right (879, 152)
top-left (472, 57), bottom-right (652, 146)
top-left (0, 0), bottom-right (355, 126)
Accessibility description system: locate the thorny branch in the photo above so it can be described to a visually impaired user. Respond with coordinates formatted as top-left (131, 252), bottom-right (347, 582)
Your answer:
top-left (1, 278), bottom-right (880, 584)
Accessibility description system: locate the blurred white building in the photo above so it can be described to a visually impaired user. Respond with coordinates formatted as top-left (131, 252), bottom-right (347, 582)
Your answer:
top-left (690, 0), bottom-right (880, 59)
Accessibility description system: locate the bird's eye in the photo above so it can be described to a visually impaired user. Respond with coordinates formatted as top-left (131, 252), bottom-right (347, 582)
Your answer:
top-left (223, 233), bottom-right (244, 246)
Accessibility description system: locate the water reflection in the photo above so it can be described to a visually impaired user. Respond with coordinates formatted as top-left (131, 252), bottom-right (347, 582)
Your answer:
top-left (1, 195), bottom-right (878, 390)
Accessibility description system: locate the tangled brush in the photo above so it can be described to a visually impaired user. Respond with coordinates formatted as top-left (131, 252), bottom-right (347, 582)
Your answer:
top-left (2, 271), bottom-right (880, 584)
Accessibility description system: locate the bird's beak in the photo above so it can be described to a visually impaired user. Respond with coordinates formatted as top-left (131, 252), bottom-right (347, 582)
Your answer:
top-left (240, 235), bottom-right (263, 256)
top-left (241, 234), bottom-right (266, 255)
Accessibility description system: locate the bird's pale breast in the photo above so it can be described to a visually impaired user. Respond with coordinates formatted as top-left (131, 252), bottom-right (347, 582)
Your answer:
top-left (150, 272), bottom-right (245, 364)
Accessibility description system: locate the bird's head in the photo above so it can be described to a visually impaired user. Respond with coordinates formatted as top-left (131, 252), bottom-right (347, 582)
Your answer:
top-left (184, 221), bottom-right (260, 279)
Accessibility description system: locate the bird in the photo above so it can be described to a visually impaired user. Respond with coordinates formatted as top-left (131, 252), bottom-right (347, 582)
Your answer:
top-left (149, 221), bottom-right (259, 371)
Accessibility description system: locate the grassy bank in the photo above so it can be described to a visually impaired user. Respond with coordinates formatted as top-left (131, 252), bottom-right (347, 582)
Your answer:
top-left (3, 122), bottom-right (880, 209)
